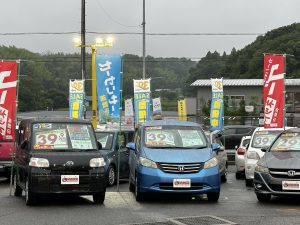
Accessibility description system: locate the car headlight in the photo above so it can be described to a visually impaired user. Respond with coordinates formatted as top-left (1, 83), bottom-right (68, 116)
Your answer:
top-left (29, 158), bottom-right (49, 168)
top-left (204, 157), bottom-right (218, 169)
top-left (247, 151), bottom-right (260, 160)
top-left (139, 157), bottom-right (157, 169)
top-left (90, 158), bottom-right (105, 167)
top-left (255, 165), bottom-right (269, 173)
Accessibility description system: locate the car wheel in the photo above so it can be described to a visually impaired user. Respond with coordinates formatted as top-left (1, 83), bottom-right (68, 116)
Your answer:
top-left (107, 165), bottom-right (116, 187)
top-left (13, 174), bottom-right (22, 197)
top-left (135, 175), bottom-right (144, 202)
top-left (25, 178), bottom-right (36, 206)
top-left (129, 176), bottom-right (135, 192)
top-left (245, 178), bottom-right (253, 187)
top-left (93, 192), bottom-right (105, 204)
top-left (221, 173), bottom-right (227, 183)
top-left (256, 193), bottom-right (271, 202)
top-left (207, 192), bottom-right (220, 202)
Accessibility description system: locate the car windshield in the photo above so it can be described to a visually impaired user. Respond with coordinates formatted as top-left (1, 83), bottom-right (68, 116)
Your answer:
top-left (251, 130), bottom-right (282, 148)
top-left (95, 132), bottom-right (114, 150)
top-left (271, 132), bottom-right (300, 151)
top-left (144, 125), bottom-right (207, 149)
top-left (32, 123), bottom-right (97, 151)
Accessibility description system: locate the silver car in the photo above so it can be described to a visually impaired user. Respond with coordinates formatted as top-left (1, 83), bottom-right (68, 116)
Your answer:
top-left (235, 136), bottom-right (251, 179)
top-left (206, 130), bottom-right (228, 182)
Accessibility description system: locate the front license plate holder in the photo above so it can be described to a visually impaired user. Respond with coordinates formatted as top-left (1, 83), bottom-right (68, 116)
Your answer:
top-left (173, 179), bottom-right (191, 188)
top-left (282, 180), bottom-right (300, 190)
top-left (61, 175), bottom-right (79, 185)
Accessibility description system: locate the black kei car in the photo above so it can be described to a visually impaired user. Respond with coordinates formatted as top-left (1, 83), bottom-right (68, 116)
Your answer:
top-left (254, 128), bottom-right (300, 202)
top-left (13, 118), bottom-right (106, 205)
top-left (95, 129), bottom-right (134, 186)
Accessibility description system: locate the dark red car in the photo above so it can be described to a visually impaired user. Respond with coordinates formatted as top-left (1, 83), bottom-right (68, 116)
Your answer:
top-left (0, 140), bottom-right (14, 179)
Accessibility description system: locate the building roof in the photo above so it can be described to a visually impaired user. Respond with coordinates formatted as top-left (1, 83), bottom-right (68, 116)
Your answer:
top-left (191, 79), bottom-right (300, 87)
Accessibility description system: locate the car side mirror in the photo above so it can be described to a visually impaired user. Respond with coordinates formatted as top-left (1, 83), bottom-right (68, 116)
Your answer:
top-left (211, 143), bottom-right (220, 152)
top-left (126, 142), bottom-right (136, 151)
top-left (217, 133), bottom-right (222, 138)
top-left (245, 143), bottom-right (249, 150)
top-left (261, 147), bottom-right (268, 152)
top-left (20, 140), bottom-right (28, 149)
top-left (97, 141), bottom-right (102, 150)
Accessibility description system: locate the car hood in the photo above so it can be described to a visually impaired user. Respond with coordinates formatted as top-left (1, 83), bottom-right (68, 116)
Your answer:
top-left (266, 151), bottom-right (300, 169)
top-left (142, 147), bottom-right (212, 163)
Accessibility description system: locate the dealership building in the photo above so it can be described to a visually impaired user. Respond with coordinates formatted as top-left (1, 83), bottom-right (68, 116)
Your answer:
top-left (191, 79), bottom-right (300, 126)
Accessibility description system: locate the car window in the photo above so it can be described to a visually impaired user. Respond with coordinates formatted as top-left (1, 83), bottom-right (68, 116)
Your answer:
top-left (96, 132), bottom-right (114, 150)
top-left (32, 123), bottom-right (97, 151)
top-left (236, 128), bottom-right (253, 135)
top-left (271, 132), bottom-right (300, 151)
top-left (251, 130), bottom-right (282, 148)
top-left (242, 138), bottom-right (250, 147)
top-left (144, 125), bottom-right (207, 148)
top-left (222, 128), bottom-right (236, 135)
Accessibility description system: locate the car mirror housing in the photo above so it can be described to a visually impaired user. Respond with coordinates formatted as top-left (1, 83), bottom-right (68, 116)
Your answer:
top-left (126, 142), bottom-right (136, 151)
top-left (211, 143), bottom-right (220, 152)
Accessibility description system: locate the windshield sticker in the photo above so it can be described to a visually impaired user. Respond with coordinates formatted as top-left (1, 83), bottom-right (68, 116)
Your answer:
top-left (256, 131), bottom-right (269, 135)
top-left (33, 123), bottom-right (52, 130)
top-left (34, 129), bottom-right (68, 149)
top-left (282, 133), bottom-right (298, 137)
top-left (145, 126), bottom-right (162, 130)
top-left (67, 125), bottom-right (93, 149)
top-left (178, 130), bottom-right (204, 147)
top-left (252, 133), bottom-right (279, 148)
top-left (34, 144), bottom-right (54, 150)
top-left (145, 130), bottom-right (175, 146)
top-left (272, 136), bottom-right (300, 150)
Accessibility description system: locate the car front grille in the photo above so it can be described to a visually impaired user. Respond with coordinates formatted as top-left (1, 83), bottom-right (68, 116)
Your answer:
top-left (157, 163), bottom-right (203, 174)
top-left (159, 183), bottom-right (203, 190)
top-left (50, 167), bottom-right (90, 175)
top-left (269, 169), bottom-right (300, 179)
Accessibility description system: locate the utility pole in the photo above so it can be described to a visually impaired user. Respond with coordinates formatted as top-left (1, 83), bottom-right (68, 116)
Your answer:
top-left (81, 0), bottom-right (86, 80)
top-left (142, 0), bottom-right (146, 79)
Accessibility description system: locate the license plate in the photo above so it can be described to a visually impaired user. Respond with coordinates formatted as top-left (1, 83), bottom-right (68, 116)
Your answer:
top-left (282, 180), bottom-right (300, 190)
top-left (61, 175), bottom-right (79, 185)
top-left (173, 179), bottom-right (191, 188)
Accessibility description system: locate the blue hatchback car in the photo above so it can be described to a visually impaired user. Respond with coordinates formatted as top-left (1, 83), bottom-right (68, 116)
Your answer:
top-left (127, 120), bottom-right (221, 201)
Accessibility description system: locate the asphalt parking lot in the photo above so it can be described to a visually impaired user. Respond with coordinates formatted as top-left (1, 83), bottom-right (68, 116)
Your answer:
top-left (1, 167), bottom-right (300, 225)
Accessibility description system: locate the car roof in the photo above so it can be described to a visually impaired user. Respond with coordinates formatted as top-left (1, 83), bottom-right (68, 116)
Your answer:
top-left (253, 126), bottom-right (296, 132)
top-left (140, 119), bottom-right (201, 127)
top-left (281, 128), bottom-right (300, 133)
top-left (223, 125), bottom-right (257, 129)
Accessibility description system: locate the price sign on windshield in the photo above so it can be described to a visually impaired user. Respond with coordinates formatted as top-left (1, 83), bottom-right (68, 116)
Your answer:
top-left (145, 131), bottom-right (175, 146)
top-left (34, 129), bottom-right (68, 149)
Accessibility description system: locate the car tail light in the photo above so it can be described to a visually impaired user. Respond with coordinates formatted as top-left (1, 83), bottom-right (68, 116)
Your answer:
top-left (237, 147), bottom-right (245, 155)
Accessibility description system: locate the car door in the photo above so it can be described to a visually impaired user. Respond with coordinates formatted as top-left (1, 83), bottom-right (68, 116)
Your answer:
top-left (129, 128), bottom-right (141, 182)
top-left (212, 133), bottom-right (226, 171)
top-left (117, 132), bottom-right (130, 178)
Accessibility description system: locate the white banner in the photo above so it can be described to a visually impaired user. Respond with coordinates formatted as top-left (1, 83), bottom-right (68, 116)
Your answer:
top-left (152, 97), bottom-right (162, 115)
top-left (133, 79), bottom-right (151, 93)
top-left (211, 78), bottom-right (223, 92)
top-left (125, 98), bottom-right (134, 124)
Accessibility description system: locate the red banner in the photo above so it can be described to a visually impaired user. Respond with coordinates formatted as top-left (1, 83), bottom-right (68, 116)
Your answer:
top-left (0, 61), bottom-right (17, 140)
top-left (263, 55), bottom-right (285, 128)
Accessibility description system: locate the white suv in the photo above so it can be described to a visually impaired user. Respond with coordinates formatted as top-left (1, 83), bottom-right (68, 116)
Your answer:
top-left (244, 127), bottom-right (295, 187)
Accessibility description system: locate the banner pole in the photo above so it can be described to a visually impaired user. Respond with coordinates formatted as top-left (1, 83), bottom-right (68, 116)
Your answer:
top-left (9, 59), bottom-right (20, 196)
top-left (117, 55), bottom-right (123, 192)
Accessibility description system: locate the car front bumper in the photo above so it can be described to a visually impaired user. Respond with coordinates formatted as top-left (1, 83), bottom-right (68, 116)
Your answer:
top-left (30, 167), bottom-right (106, 195)
top-left (136, 166), bottom-right (220, 194)
top-left (254, 172), bottom-right (300, 195)
top-left (0, 160), bottom-right (12, 173)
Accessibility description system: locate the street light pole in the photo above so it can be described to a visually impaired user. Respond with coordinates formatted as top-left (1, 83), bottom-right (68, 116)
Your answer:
top-left (142, 0), bottom-right (146, 79)
top-left (91, 45), bottom-right (97, 128)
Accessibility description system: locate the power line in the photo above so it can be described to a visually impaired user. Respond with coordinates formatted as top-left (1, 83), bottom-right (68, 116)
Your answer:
top-left (0, 31), bottom-right (263, 36)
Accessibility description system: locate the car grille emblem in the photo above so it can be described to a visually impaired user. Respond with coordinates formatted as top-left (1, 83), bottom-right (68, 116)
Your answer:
top-left (287, 170), bottom-right (296, 177)
top-left (178, 165), bottom-right (185, 172)
top-left (65, 161), bottom-right (74, 167)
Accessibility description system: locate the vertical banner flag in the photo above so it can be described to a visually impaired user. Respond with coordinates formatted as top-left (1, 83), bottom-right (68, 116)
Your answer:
top-left (96, 55), bottom-right (121, 123)
top-left (152, 97), bottom-right (162, 118)
top-left (210, 78), bottom-right (224, 131)
top-left (124, 98), bottom-right (134, 125)
top-left (0, 61), bottom-right (17, 141)
top-left (263, 54), bottom-right (285, 128)
top-left (178, 99), bottom-right (187, 121)
top-left (69, 79), bottom-right (85, 119)
top-left (133, 79), bottom-right (151, 123)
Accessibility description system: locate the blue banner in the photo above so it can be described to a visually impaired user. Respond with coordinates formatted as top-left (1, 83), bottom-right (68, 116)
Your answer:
top-left (210, 78), bottom-right (224, 131)
top-left (133, 79), bottom-right (151, 123)
top-left (96, 55), bottom-right (121, 123)
top-left (69, 80), bottom-right (85, 119)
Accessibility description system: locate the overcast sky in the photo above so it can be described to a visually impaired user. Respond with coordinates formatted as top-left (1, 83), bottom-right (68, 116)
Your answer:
top-left (1, 0), bottom-right (300, 59)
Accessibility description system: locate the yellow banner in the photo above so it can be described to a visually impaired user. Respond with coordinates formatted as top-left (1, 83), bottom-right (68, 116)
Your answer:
top-left (178, 99), bottom-right (187, 121)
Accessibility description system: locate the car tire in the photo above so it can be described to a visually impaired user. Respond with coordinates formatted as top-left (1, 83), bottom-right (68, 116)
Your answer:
top-left (106, 165), bottom-right (116, 187)
top-left (13, 174), bottom-right (22, 197)
top-left (135, 175), bottom-right (144, 202)
top-left (93, 192), bottom-right (105, 204)
top-left (245, 178), bottom-right (253, 187)
top-left (256, 193), bottom-right (271, 202)
top-left (129, 177), bottom-right (135, 192)
top-left (221, 174), bottom-right (227, 183)
top-left (207, 192), bottom-right (220, 202)
top-left (25, 178), bottom-right (36, 206)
